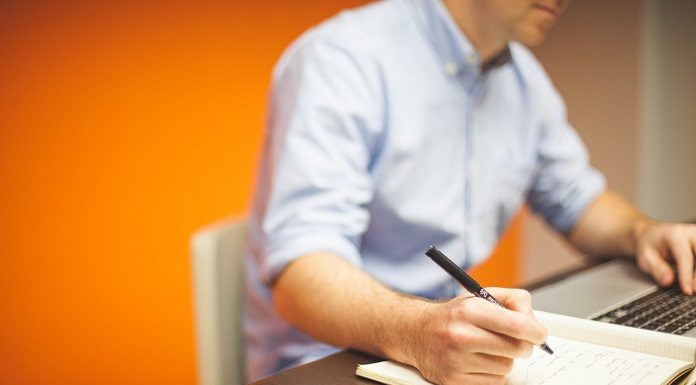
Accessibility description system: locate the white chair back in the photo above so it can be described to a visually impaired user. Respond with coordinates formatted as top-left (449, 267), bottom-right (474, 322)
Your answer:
top-left (191, 219), bottom-right (247, 385)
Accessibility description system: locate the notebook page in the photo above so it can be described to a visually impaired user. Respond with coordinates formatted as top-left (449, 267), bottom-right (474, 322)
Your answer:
top-left (357, 342), bottom-right (691, 385)
top-left (535, 310), bottom-right (696, 362)
top-left (507, 335), bottom-right (691, 385)
top-left (356, 312), bottom-right (696, 385)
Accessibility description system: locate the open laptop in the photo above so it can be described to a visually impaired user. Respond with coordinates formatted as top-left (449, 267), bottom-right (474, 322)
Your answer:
top-left (531, 258), bottom-right (696, 338)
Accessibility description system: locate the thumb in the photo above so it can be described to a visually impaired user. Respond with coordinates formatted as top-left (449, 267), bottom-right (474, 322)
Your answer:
top-left (486, 287), bottom-right (534, 314)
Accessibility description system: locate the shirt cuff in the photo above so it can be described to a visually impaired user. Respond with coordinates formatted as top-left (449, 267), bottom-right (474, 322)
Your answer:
top-left (261, 230), bottom-right (363, 285)
top-left (547, 169), bottom-right (606, 234)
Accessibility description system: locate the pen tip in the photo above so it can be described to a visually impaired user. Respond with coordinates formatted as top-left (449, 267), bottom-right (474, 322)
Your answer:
top-left (540, 343), bottom-right (554, 355)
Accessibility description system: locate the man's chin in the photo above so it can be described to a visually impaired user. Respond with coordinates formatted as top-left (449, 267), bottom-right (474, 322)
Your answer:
top-left (515, 28), bottom-right (551, 47)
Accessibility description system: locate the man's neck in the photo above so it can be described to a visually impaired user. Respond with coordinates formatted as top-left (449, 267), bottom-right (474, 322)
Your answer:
top-left (443, 0), bottom-right (509, 65)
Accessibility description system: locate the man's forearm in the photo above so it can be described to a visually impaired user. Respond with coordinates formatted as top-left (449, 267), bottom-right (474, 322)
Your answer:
top-left (271, 252), bottom-right (432, 365)
top-left (568, 189), bottom-right (653, 257)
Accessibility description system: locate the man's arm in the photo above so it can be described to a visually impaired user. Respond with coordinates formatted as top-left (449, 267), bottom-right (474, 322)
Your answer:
top-left (272, 252), bottom-right (548, 385)
top-left (569, 189), bottom-right (696, 294)
top-left (273, 253), bottom-right (425, 362)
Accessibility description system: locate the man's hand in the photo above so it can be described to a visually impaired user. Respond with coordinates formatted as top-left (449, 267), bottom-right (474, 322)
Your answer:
top-left (411, 288), bottom-right (547, 385)
top-left (634, 221), bottom-right (696, 294)
top-left (569, 190), bottom-right (696, 295)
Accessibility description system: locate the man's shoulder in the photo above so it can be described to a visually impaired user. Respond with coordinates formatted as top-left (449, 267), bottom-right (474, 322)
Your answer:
top-left (509, 42), bottom-right (559, 97)
top-left (316, 0), bottom-right (411, 42)
top-left (509, 43), bottom-right (547, 80)
top-left (282, 1), bottom-right (411, 60)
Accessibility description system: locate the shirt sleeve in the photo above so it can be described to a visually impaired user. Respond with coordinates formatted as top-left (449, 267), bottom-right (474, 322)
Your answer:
top-left (527, 77), bottom-right (606, 235)
top-left (253, 34), bottom-right (383, 285)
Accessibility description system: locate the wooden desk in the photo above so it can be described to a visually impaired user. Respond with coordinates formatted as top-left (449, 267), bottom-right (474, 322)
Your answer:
top-left (249, 350), bottom-right (379, 385)
top-left (249, 257), bottom-right (610, 385)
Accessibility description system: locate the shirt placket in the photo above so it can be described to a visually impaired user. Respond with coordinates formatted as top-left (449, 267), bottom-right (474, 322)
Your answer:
top-left (462, 71), bottom-right (487, 268)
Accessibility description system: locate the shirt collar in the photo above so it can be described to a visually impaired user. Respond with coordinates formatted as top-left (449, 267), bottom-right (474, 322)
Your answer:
top-left (407, 0), bottom-right (512, 77)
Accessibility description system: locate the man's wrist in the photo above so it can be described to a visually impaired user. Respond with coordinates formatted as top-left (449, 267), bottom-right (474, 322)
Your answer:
top-left (381, 296), bottom-right (436, 367)
top-left (629, 216), bottom-right (656, 256)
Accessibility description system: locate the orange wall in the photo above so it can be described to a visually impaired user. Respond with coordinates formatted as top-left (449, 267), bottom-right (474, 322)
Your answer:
top-left (0, 1), bottom-right (518, 384)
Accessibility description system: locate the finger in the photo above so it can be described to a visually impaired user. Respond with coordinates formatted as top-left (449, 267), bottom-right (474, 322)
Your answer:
top-left (487, 287), bottom-right (533, 314)
top-left (454, 373), bottom-right (505, 385)
top-left (667, 232), bottom-right (694, 294)
top-left (457, 353), bottom-right (516, 376)
top-left (448, 353), bottom-right (515, 376)
top-left (471, 329), bottom-right (535, 359)
top-left (638, 246), bottom-right (674, 287)
top-left (469, 302), bottom-right (547, 345)
top-left (691, 230), bottom-right (696, 293)
top-left (448, 304), bottom-right (536, 358)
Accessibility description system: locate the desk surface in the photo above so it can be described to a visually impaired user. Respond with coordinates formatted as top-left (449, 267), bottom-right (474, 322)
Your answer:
top-left (249, 258), bottom-right (609, 385)
top-left (250, 350), bottom-right (379, 385)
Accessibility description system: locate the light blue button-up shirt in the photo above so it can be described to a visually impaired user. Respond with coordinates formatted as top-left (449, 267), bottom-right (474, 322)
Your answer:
top-left (244, 0), bottom-right (605, 380)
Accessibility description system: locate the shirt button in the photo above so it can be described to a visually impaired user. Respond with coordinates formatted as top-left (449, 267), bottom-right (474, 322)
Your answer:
top-left (445, 61), bottom-right (458, 76)
top-left (466, 53), bottom-right (477, 64)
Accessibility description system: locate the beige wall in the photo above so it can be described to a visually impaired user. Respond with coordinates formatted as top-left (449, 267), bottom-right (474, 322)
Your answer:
top-left (522, 0), bottom-right (642, 283)
top-left (639, 0), bottom-right (696, 223)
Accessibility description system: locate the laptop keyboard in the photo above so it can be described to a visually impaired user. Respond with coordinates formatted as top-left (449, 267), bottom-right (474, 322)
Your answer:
top-left (592, 287), bottom-right (696, 335)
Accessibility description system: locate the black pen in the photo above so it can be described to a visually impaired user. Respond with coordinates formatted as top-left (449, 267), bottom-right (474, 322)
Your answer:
top-left (425, 245), bottom-right (553, 355)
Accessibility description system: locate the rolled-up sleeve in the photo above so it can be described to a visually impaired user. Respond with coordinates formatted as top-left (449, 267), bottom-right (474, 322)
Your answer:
top-left (254, 34), bottom-right (382, 285)
top-left (527, 82), bottom-right (606, 235)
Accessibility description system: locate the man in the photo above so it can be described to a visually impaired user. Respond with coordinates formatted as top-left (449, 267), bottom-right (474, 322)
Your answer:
top-left (244, 1), bottom-right (696, 384)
